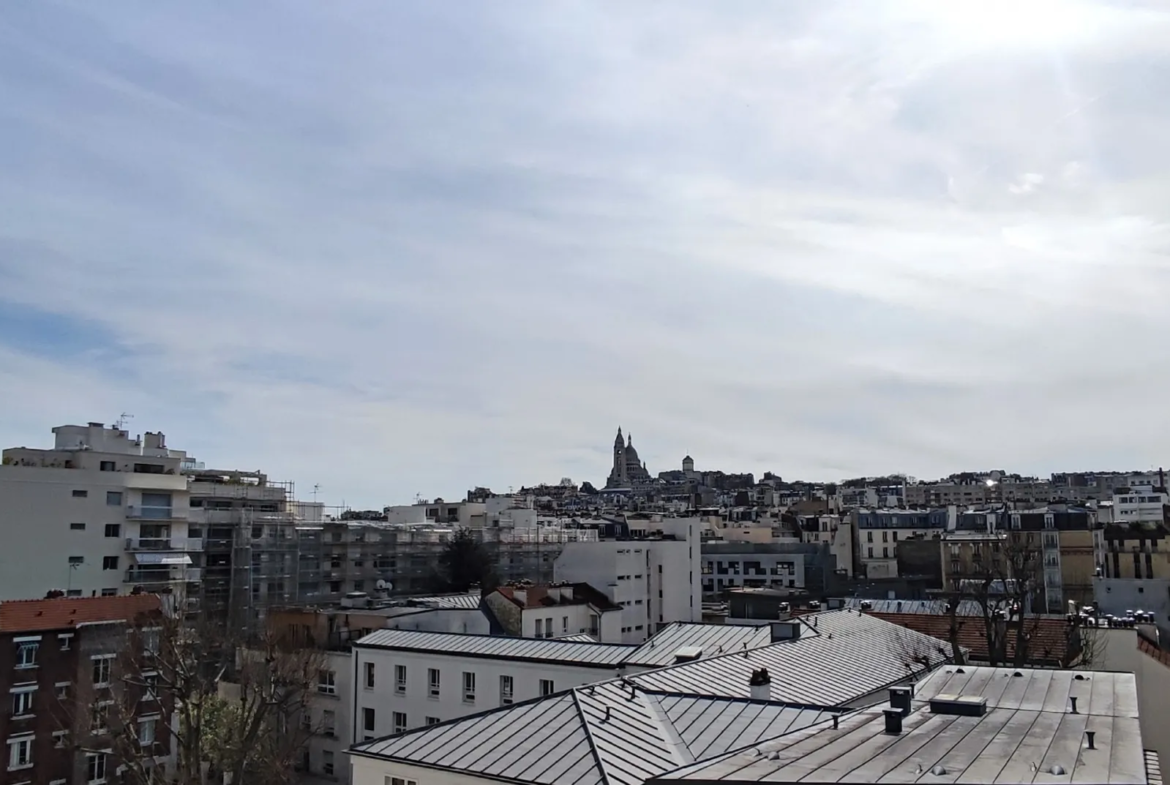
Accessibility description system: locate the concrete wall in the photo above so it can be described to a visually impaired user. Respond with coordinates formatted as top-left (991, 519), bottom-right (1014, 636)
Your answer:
top-left (304, 650), bottom-right (354, 783)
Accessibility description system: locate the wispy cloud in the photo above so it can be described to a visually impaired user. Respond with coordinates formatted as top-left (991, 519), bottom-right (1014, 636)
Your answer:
top-left (2, 0), bottom-right (1169, 505)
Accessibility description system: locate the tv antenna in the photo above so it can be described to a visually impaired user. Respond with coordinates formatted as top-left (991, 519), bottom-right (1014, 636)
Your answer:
top-left (311, 484), bottom-right (321, 502)
top-left (115, 413), bottom-right (133, 430)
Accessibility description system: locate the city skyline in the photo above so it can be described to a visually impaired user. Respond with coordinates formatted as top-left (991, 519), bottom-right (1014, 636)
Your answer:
top-left (3, 1), bottom-right (1170, 506)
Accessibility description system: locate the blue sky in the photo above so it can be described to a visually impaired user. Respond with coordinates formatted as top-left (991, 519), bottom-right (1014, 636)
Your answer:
top-left (2, 0), bottom-right (1169, 507)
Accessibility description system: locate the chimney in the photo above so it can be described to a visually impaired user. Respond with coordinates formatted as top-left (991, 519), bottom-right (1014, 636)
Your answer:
top-left (514, 588), bottom-right (527, 606)
top-left (1085, 731), bottom-right (1096, 750)
top-left (770, 620), bottom-right (801, 642)
top-left (889, 686), bottom-right (912, 715)
top-left (884, 708), bottom-right (903, 735)
top-left (749, 668), bottom-right (772, 701)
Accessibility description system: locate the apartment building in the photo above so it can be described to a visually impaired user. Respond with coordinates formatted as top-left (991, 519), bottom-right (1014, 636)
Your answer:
top-left (0, 593), bottom-right (168, 785)
top-left (699, 542), bottom-right (835, 597)
top-left (1100, 523), bottom-right (1170, 582)
top-left (552, 518), bottom-right (701, 643)
top-left (1007, 506), bottom-right (1099, 612)
top-left (797, 514), bottom-right (853, 577)
top-left (0, 423), bottom-right (194, 601)
top-left (483, 582), bottom-right (623, 642)
top-left (853, 508), bottom-right (950, 579)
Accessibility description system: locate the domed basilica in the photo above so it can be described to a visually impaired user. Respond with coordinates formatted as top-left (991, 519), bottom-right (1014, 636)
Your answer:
top-left (605, 427), bottom-right (653, 489)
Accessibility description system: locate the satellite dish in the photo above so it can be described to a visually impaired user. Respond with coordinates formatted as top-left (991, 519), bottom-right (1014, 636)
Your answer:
top-left (376, 580), bottom-right (392, 591)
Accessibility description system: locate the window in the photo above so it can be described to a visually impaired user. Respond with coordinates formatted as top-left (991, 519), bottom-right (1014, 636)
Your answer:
top-left (322, 709), bottom-right (336, 736)
top-left (142, 673), bottom-right (158, 702)
top-left (866, 531), bottom-right (873, 543)
top-left (540, 679), bottom-right (554, 696)
top-left (141, 628), bottom-right (160, 655)
top-left (102, 556), bottom-right (119, 570)
top-left (395, 664), bottom-right (407, 693)
top-left (12, 689), bottom-right (34, 717)
top-left (543, 618), bottom-right (553, 638)
top-left (56, 683), bottom-right (70, 700)
top-left (103, 524), bottom-right (120, 538)
top-left (428, 668), bottom-right (440, 697)
top-left (66, 590), bottom-right (81, 597)
top-left (15, 641), bottom-right (38, 669)
top-left (363, 707), bottom-right (376, 734)
top-left (500, 675), bottom-right (514, 705)
top-left (426, 716), bottom-right (440, 726)
top-left (86, 751), bottom-right (107, 784)
top-left (393, 711), bottom-right (407, 733)
top-left (323, 751), bottom-right (335, 776)
top-left (68, 556), bottom-right (84, 566)
top-left (70, 522), bottom-right (87, 531)
top-left (106, 491), bottom-right (123, 506)
top-left (867, 546), bottom-right (873, 558)
top-left (317, 670), bottom-right (336, 695)
top-left (364, 661), bottom-right (376, 689)
top-left (563, 616), bottom-right (569, 631)
top-left (8, 736), bottom-right (33, 771)
top-left (883, 547), bottom-right (889, 558)
top-left (91, 702), bottom-right (110, 734)
top-left (100, 588), bottom-right (117, 597)
top-left (53, 730), bottom-right (69, 748)
top-left (100, 461), bottom-right (116, 472)
top-left (388, 778), bottom-right (418, 785)
top-left (462, 671), bottom-right (476, 702)
top-left (92, 656), bottom-right (113, 686)
top-left (72, 489), bottom-right (88, 498)
top-left (138, 717), bottom-right (157, 746)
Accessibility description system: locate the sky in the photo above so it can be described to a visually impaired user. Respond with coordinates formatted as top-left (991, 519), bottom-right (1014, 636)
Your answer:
top-left (2, 0), bottom-right (1170, 508)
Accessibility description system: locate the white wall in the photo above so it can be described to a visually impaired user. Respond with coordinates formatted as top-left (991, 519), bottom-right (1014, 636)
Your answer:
top-left (352, 756), bottom-right (481, 785)
top-left (1083, 627), bottom-right (1170, 768)
top-left (352, 647), bottom-right (620, 738)
top-left (382, 609), bottom-right (491, 635)
top-left (0, 465), bottom-right (190, 600)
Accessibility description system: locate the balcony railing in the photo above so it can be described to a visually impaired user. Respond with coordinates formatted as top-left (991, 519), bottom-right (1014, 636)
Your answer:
top-left (124, 568), bottom-right (201, 584)
top-left (126, 506), bottom-right (188, 521)
top-left (125, 537), bottom-right (202, 551)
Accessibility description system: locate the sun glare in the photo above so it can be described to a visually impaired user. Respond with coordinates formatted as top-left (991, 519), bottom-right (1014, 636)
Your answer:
top-left (905, 0), bottom-right (1102, 49)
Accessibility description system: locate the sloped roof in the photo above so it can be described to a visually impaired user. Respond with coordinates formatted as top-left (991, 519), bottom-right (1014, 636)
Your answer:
top-left (355, 628), bottom-right (635, 667)
top-left (351, 680), bottom-right (836, 785)
top-left (0, 594), bottom-right (161, 633)
top-left (857, 610), bottom-right (1073, 667)
top-left (624, 623), bottom-right (772, 667)
top-left (495, 583), bottom-right (621, 611)
top-left (629, 611), bottom-right (952, 706)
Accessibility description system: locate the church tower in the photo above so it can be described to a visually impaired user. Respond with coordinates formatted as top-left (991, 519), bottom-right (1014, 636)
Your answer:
top-left (608, 427), bottom-right (627, 487)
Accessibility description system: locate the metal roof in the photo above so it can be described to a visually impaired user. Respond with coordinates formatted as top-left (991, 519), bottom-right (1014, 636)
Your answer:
top-left (352, 679), bottom-right (836, 785)
top-left (629, 611), bottom-right (952, 707)
top-left (355, 628), bottom-right (635, 668)
top-left (625, 624), bottom-right (772, 667)
top-left (654, 666), bottom-right (1148, 784)
top-left (393, 593), bottom-right (483, 610)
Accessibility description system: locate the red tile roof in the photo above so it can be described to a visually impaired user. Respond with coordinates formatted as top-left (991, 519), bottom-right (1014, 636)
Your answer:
top-left (0, 594), bottom-right (161, 633)
top-left (860, 611), bottom-right (1074, 667)
top-left (495, 583), bottom-right (620, 611)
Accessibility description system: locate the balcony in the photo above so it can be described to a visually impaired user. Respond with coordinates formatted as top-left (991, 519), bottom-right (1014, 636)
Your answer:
top-left (125, 537), bottom-right (202, 552)
top-left (124, 567), bottom-right (201, 584)
top-left (126, 505), bottom-right (188, 521)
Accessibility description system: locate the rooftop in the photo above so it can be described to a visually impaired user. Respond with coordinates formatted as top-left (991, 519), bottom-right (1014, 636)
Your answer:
top-left (653, 666), bottom-right (1152, 785)
top-left (354, 628), bottom-right (635, 668)
top-left (624, 623), bottom-right (772, 668)
top-left (628, 612), bottom-right (952, 707)
top-left (351, 679), bottom-right (839, 785)
top-left (0, 593), bottom-right (161, 633)
top-left (494, 582), bottom-right (621, 612)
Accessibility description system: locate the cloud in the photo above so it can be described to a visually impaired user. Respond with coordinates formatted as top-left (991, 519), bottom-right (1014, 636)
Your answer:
top-left (2, 0), bottom-right (1170, 505)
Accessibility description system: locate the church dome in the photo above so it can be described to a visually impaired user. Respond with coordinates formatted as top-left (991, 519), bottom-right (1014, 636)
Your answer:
top-left (625, 443), bottom-right (640, 462)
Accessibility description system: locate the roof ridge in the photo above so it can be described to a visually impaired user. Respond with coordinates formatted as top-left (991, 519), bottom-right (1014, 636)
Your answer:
top-left (571, 687), bottom-right (613, 785)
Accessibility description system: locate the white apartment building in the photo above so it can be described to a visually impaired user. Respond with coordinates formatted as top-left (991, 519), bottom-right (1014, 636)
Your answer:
top-left (1099, 489), bottom-right (1168, 525)
top-left (350, 630), bottom-right (638, 744)
top-left (0, 422), bottom-right (194, 600)
top-left (553, 518), bottom-right (702, 643)
top-left (301, 649), bottom-right (354, 784)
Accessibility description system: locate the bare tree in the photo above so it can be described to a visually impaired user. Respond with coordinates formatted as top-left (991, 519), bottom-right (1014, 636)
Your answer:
top-left (72, 597), bottom-right (323, 785)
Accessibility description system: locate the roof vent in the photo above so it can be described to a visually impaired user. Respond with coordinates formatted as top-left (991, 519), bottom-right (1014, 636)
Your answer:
top-left (929, 694), bottom-right (988, 717)
top-left (931, 766), bottom-right (947, 776)
top-left (884, 709), bottom-right (903, 735)
top-left (1086, 731), bottom-right (1096, 750)
top-left (1074, 674), bottom-right (1087, 681)
top-left (1070, 696), bottom-right (1079, 714)
top-left (1049, 765), bottom-right (1066, 776)
top-left (673, 646), bottom-right (703, 664)
top-left (1012, 671), bottom-right (1024, 677)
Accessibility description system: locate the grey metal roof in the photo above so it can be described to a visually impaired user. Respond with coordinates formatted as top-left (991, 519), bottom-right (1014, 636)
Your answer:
top-left (625, 623), bottom-right (772, 667)
top-left (630, 611), bottom-right (951, 706)
top-left (559, 632), bottom-right (600, 643)
top-left (352, 679), bottom-right (837, 785)
top-left (654, 666), bottom-right (1148, 784)
top-left (839, 597), bottom-right (1070, 620)
top-left (355, 628), bottom-right (635, 667)
top-left (397, 593), bottom-right (484, 610)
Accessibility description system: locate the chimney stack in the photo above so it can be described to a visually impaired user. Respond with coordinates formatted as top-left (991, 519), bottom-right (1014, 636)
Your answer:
top-left (749, 668), bottom-right (772, 702)
top-left (883, 709), bottom-right (903, 735)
